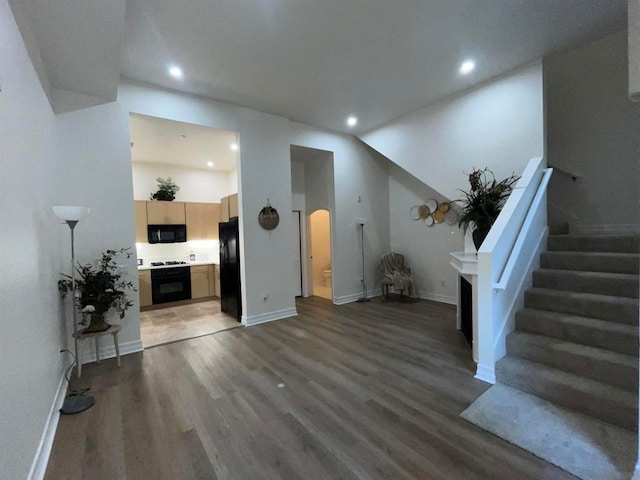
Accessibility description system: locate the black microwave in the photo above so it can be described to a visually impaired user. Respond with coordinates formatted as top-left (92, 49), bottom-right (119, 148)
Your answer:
top-left (147, 224), bottom-right (187, 244)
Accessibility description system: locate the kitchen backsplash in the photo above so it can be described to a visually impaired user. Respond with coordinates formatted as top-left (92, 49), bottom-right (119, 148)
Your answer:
top-left (136, 240), bottom-right (219, 265)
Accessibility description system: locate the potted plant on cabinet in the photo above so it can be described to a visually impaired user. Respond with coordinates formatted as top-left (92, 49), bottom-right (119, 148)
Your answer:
top-left (150, 177), bottom-right (180, 201)
top-left (457, 168), bottom-right (520, 250)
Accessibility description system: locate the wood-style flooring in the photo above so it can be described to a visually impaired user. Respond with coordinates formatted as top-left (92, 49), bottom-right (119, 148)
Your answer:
top-left (140, 299), bottom-right (240, 347)
top-left (45, 297), bottom-right (575, 480)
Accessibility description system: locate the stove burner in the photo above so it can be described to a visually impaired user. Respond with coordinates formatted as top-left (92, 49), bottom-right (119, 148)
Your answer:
top-left (150, 262), bottom-right (165, 266)
top-left (166, 261), bottom-right (187, 265)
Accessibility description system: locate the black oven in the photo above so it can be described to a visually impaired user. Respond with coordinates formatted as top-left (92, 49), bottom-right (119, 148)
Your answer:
top-left (151, 266), bottom-right (192, 304)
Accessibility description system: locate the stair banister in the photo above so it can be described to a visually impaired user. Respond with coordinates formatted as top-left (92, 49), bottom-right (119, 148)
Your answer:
top-left (493, 167), bottom-right (553, 291)
top-left (474, 157), bottom-right (550, 384)
top-left (547, 161), bottom-right (579, 181)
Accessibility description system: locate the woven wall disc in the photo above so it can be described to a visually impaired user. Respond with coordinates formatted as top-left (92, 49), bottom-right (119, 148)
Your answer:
top-left (258, 206), bottom-right (280, 230)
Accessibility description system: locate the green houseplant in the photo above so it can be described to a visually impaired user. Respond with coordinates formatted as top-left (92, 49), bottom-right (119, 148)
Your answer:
top-left (150, 177), bottom-right (180, 201)
top-left (58, 248), bottom-right (136, 333)
top-left (457, 168), bottom-right (520, 250)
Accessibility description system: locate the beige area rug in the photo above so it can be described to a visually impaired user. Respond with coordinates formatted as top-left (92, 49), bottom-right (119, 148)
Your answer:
top-left (141, 300), bottom-right (241, 348)
top-left (461, 383), bottom-right (637, 480)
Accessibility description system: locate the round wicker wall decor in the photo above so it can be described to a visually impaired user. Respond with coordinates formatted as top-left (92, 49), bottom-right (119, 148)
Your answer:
top-left (258, 201), bottom-right (280, 230)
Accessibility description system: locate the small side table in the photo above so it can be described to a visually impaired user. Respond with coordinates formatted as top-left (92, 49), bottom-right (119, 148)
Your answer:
top-left (74, 324), bottom-right (122, 378)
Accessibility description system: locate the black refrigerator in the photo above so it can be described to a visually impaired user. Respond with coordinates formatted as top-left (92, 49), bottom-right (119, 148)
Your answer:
top-left (219, 218), bottom-right (242, 321)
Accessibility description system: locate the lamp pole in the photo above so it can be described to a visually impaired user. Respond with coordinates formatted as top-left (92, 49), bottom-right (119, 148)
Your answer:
top-left (356, 222), bottom-right (370, 303)
top-left (53, 206), bottom-right (95, 415)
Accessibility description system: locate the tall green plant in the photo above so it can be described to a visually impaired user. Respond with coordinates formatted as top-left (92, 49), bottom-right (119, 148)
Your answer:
top-left (457, 168), bottom-right (520, 234)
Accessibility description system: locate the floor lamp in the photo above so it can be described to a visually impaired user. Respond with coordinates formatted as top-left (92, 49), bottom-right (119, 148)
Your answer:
top-left (356, 221), bottom-right (370, 303)
top-left (53, 205), bottom-right (96, 415)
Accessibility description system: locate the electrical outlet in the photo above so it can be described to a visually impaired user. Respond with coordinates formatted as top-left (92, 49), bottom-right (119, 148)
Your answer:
top-left (263, 293), bottom-right (269, 301)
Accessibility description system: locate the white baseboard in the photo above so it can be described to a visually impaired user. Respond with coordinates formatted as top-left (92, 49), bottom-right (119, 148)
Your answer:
top-left (244, 307), bottom-right (298, 326)
top-left (79, 339), bottom-right (144, 365)
top-left (27, 372), bottom-right (67, 480)
top-left (333, 288), bottom-right (382, 305)
top-left (574, 223), bottom-right (640, 235)
top-left (418, 292), bottom-right (456, 305)
top-left (474, 363), bottom-right (496, 384)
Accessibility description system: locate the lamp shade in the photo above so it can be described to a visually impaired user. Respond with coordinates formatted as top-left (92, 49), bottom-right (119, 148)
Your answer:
top-left (52, 205), bottom-right (90, 221)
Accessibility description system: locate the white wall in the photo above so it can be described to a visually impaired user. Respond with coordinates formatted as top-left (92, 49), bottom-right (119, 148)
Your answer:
top-left (388, 164), bottom-right (464, 304)
top-left (545, 31), bottom-right (640, 230)
top-left (49, 78), bottom-right (392, 336)
top-left (55, 102), bottom-right (143, 357)
top-left (360, 62), bottom-right (545, 202)
top-left (291, 159), bottom-right (306, 212)
top-left (0, 2), bottom-right (66, 478)
top-left (131, 162), bottom-right (237, 202)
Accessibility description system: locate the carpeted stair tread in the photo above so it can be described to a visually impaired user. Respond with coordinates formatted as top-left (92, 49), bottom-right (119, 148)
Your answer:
top-left (525, 287), bottom-right (639, 325)
top-left (548, 234), bottom-right (639, 253)
top-left (540, 251), bottom-right (640, 274)
top-left (548, 222), bottom-right (570, 235)
top-left (461, 383), bottom-right (636, 480)
top-left (533, 269), bottom-right (639, 298)
top-left (495, 356), bottom-right (637, 430)
top-left (506, 331), bottom-right (638, 392)
top-left (516, 308), bottom-right (637, 356)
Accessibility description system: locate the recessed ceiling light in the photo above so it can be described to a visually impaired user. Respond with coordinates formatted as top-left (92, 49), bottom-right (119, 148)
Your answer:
top-left (459, 60), bottom-right (475, 75)
top-left (346, 116), bottom-right (358, 127)
top-left (169, 66), bottom-right (183, 79)
top-left (230, 143), bottom-right (239, 151)
top-left (207, 161), bottom-right (214, 167)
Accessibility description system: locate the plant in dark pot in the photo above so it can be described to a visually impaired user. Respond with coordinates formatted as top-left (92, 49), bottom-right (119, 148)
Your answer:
top-left (457, 168), bottom-right (520, 251)
top-left (58, 248), bottom-right (136, 333)
top-left (150, 177), bottom-right (180, 201)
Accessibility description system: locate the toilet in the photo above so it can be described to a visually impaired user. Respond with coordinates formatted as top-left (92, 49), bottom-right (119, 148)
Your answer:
top-left (322, 269), bottom-right (332, 287)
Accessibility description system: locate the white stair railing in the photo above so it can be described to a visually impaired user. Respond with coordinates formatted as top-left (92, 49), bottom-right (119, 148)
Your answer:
top-left (474, 157), bottom-right (553, 383)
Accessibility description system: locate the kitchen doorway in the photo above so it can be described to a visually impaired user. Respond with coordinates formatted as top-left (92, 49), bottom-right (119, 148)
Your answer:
top-left (128, 113), bottom-right (242, 347)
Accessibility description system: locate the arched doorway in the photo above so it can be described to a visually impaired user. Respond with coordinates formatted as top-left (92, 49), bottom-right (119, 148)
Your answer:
top-left (309, 209), bottom-right (332, 300)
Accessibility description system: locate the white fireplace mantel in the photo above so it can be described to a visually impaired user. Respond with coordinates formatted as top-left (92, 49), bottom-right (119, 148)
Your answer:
top-left (449, 251), bottom-right (478, 362)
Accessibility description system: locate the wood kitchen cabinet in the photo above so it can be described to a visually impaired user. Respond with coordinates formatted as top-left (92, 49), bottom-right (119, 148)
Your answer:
top-left (190, 265), bottom-right (215, 299)
top-left (214, 264), bottom-right (220, 297)
top-left (186, 203), bottom-right (221, 240)
top-left (220, 196), bottom-right (230, 222)
top-left (134, 201), bottom-right (148, 242)
top-left (220, 193), bottom-right (239, 222)
top-left (229, 194), bottom-right (239, 218)
top-left (138, 270), bottom-right (152, 307)
top-left (146, 201), bottom-right (186, 224)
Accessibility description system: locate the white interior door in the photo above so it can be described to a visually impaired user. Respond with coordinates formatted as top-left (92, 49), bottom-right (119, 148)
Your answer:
top-left (292, 211), bottom-right (303, 297)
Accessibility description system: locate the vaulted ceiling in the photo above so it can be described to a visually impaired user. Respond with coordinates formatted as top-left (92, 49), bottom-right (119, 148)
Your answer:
top-left (11, 0), bottom-right (627, 133)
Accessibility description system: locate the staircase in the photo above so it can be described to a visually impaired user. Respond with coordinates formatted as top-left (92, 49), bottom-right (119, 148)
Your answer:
top-left (496, 232), bottom-right (639, 431)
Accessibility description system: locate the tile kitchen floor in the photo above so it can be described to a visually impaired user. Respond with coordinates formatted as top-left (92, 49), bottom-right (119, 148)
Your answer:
top-left (140, 299), bottom-right (241, 347)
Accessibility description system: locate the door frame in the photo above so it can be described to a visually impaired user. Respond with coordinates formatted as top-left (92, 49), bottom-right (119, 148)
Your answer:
top-left (292, 210), bottom-right (304, 297)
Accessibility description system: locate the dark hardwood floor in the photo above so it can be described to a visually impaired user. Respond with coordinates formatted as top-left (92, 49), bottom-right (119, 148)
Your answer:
top-left (45, 296), bottom-right (574, 479)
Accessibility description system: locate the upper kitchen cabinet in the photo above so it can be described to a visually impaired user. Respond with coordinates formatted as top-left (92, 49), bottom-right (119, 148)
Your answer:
top-left (134, 201), bottom-right (148, 242)
top-left (186, 203), bottom-right (221, 240)
top-left (221, 196), bottom-right (230, 222)
top-left (229, 194), bottom-right (239, 219)
top-left (220, 193), bottom-right (239, 222)
top-left (147, 201), bottom-right (186, 224)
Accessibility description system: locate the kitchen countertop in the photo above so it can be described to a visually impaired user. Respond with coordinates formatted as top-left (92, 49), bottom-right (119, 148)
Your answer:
top-left (138, 261), bottom-right (219, 271)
